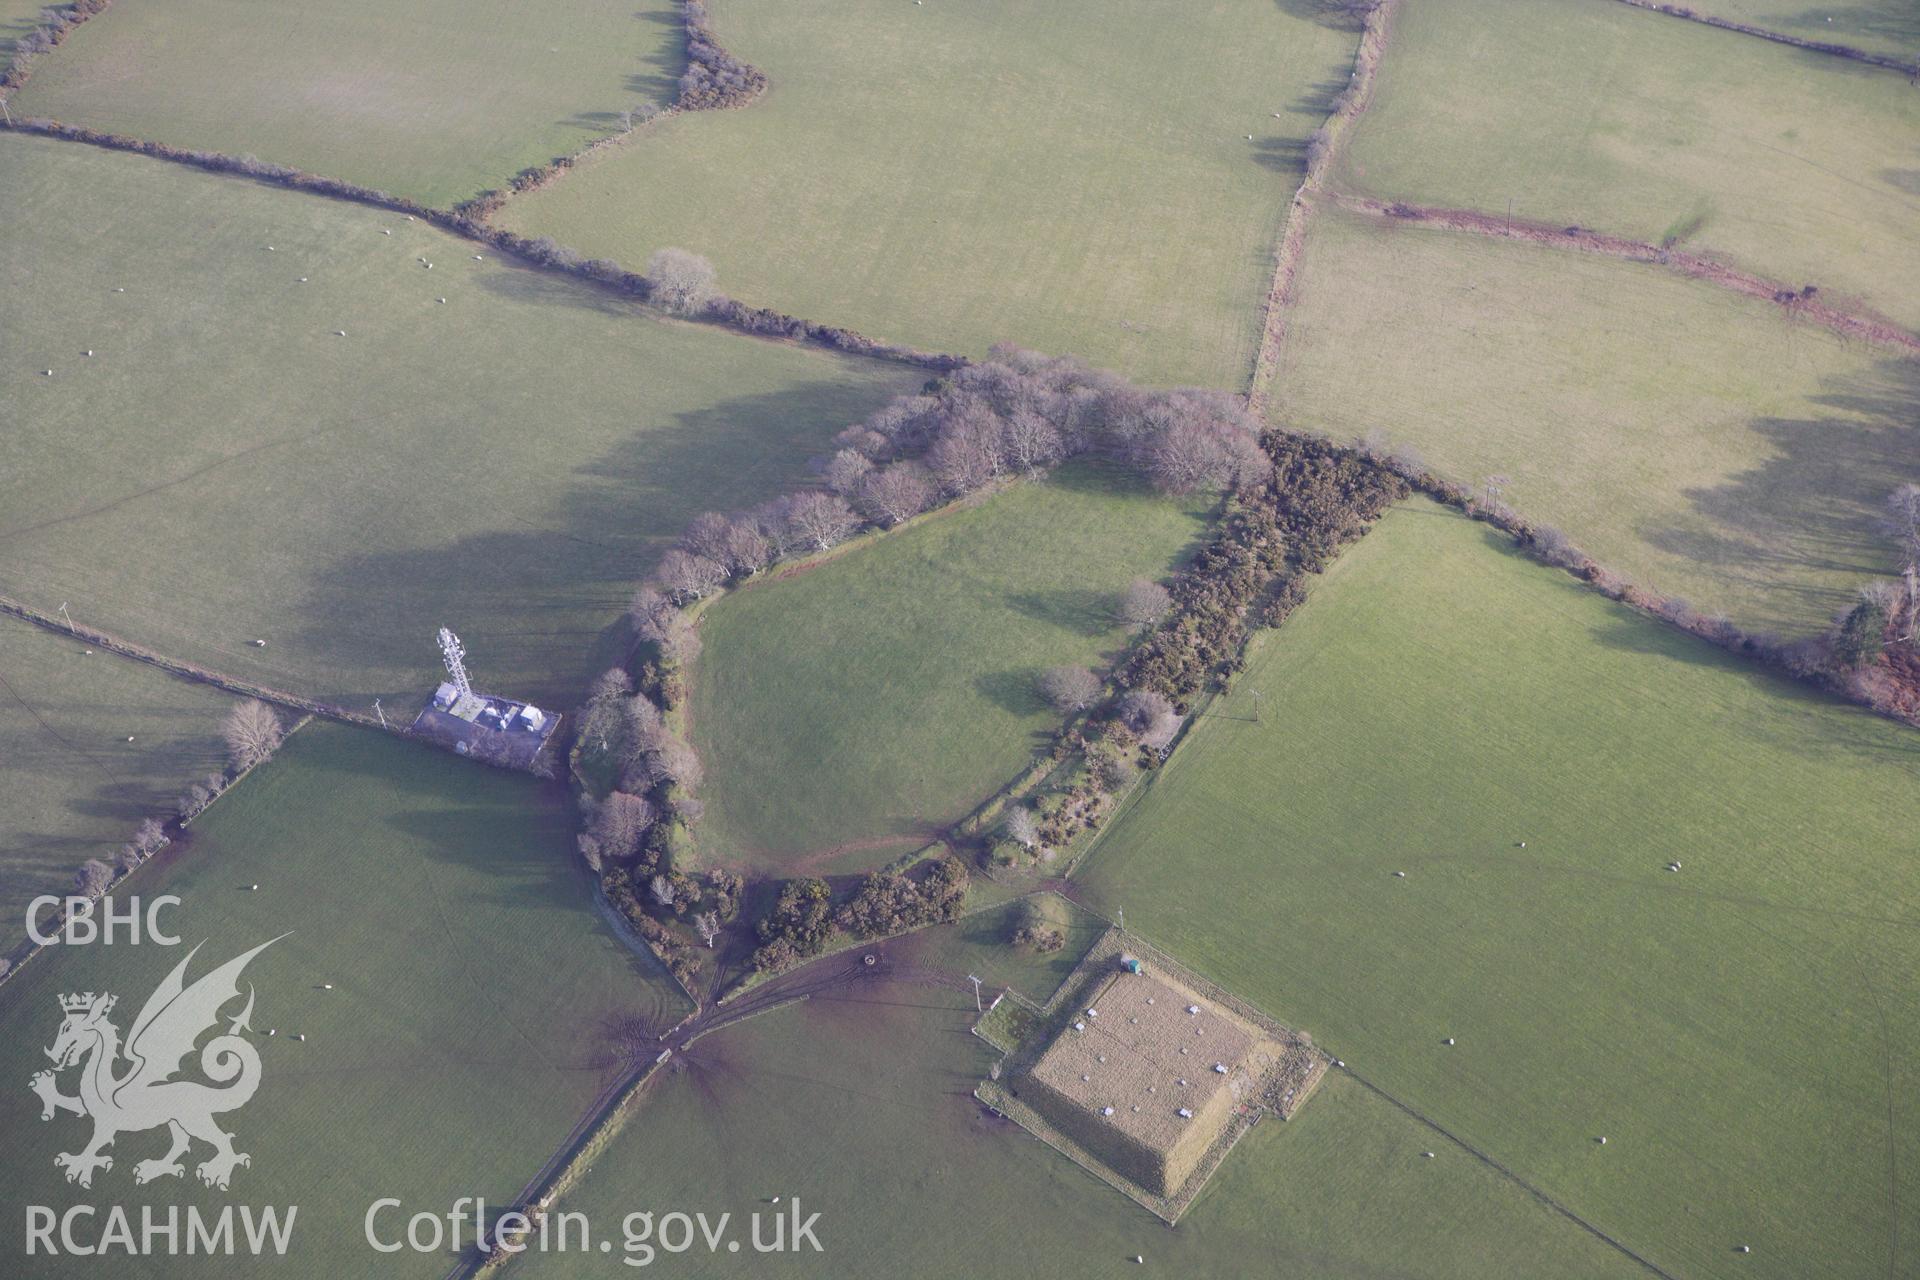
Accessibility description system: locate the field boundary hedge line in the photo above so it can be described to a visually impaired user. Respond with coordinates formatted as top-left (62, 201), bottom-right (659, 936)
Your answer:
top-left (453, 0), bottom-right (766, 221)
top-left (958, 434), bottom-right (1406, 886)
top-left (0, 118), bottom-right (966, 371)
top-left (1345, 443), bottom-right (1920, 730)
top-left (0, 0), bottom-right (112, 105)
top-left (0, 594), bottom-right (384, 729)
top-left (0, 713), bottom-right (312, 991)
top-left (1610, 0), bottom-right (1920, 76)
top-left (1333, 194), bottom-right (1920, 353)
top-left (1247, 0), bottom-right (1398, 411)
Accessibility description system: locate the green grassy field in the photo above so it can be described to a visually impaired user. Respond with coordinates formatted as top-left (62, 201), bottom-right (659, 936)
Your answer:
top-left (0, 133), bottom-right (916, 713)
top-left (502, 0), bottom-right (1359, 388)
top-left (0, 720), bottom-right (690, 1279)
top-left (1075, 500), bottom-right (1920, 1280)
top-left (8, 0), bottom-right (685, 208)
top-left (509, 928), bottom-right (1643, 1278)
top-left (1275, 208), bottom-right (1914, 635)
top-left (1689, 0), bottom-right (1920, 58)
top-left (1338, 0), bottom-right (1920, 333)
top-left (0, 617), bottom-right (236, 955)
top-left (688, 466), bottom-right (1212, 870)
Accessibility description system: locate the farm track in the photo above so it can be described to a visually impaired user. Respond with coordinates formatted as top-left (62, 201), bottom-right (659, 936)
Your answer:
top-left (1331, 193), bottom-right (1920, 356)
top-left (1607, 0), bottom-right (1920, 77)
top-left (445, 941), bottom-right (964, 1280)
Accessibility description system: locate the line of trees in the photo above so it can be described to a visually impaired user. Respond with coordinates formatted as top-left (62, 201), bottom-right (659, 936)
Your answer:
top-left (1123, 434), bottom-right (1406, 704)
top-left (1820, 483), bottom-right (1920, 719)
top-left (989, 433), bottom-right (1407, 870)
top-left (630, 346), bottom-right (1278, 632)
top-left (4, 118), bottom-right (965, 370)
top-left (0, 0), bottom-right (112, 98)
top-left (678, 0), bottom-right (767, 110)
top-left (24, 697), bottom-right (285, 970)
top-left (1351, 431), bottom-right (1920, 728)
top-left (836, 856), bottom-right (969, 939)
top-left (749, 877), bottom-right (833, 973)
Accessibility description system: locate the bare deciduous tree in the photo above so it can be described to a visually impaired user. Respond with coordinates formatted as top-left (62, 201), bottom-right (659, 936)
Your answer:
top-left (693, 910), bottom-right (721, 948)
top-left (591, 791), bottom-right (656, 863)
top-left (1387, 444), bottom-right (1427, 479)
top-left (824, 448), bottom-right (874, 495)
top-left (648, 735), bottom-right (705, 791)
top-left (222, 699), bottom-right (284, 771)
top-left (719, 521), bottom-right (772, 576)
top-left (680, 511), bottom-right (734, 563)
top-left (856, 462), bottom-right (935, 526)
top-left (1037, 665), bottom-right (1102, 713)
top-left (657, 549), bottom-right (727, 601)
top-left (1117, 578), bottom-right (1172, 628)
top-left (132, 817), bottom-right (168, 857)
top-left (657, 611), bottom-right (702, 666)
top-left (628, 589), bottom-right (675, 643)
top-left (646, 247), bottom-right (717, 315)
top-left (1005, 806), bottom-right (1039, 850)
top-left (927, 402), bottom-right (1005, 495)
top-left (74, 858), bottom-right (113, 899)
top-left (1116, 689), bottom-right (1180, 751)
top-left (1000, 409), bottom-right (1063, 475)
top-left (1145, 412), bottom-right (1266, 495)
top-left (649, 874), bottom-right (676, 908)
top-left (785, 491), bottom-right (860, 550)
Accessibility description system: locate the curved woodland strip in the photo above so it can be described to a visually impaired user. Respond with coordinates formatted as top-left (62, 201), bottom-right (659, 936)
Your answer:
top-left (1334, 193), bottom-right (1920, 356)
top-left (1610, 0), bottom-right (1920, 76)
top-left (0, 117), bottom-right (966, 370)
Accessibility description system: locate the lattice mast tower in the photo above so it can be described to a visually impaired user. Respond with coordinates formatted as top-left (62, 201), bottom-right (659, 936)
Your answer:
top-left (437, 627), bottom-right (472, 699)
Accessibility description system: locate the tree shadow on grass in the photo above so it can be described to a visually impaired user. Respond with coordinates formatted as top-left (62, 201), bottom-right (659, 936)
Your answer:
top-left (359, 748), bottom-right (690, 1008)
top-left (288, 372), bottom-right (904, 711)
top-left (1271, 0), bottom-right (1379, 32)
top-left (974, 668), bottom-right (1046, 718)
top-left (558, 7), bottom-right (686, 134)
top-left (470, 261), bottom-right (654, 318)
top-left (1641, 355), bottom-right (1916, 636)
top-left (1289, 77), bottom-right (1348, 120)
top-left (1003, 587), bottom-right (1117, 638)
top-left (1771, 4), bottom-right (1920, 55)
top-left (1250, 135), bottom-right (1309, 177)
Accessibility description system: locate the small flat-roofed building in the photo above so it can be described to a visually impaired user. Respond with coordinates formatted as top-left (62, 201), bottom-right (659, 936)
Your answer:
top-left (432, 681), bottom-right (459, 710)
top-left (1024, 971), bottom-right (1272, 1196)
top-left (516, 704), bottom-right (546, 731)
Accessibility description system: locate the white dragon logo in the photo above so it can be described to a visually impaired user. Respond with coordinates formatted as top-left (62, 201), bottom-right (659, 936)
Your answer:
top-left (29, 937), bottom-right (283, 1191)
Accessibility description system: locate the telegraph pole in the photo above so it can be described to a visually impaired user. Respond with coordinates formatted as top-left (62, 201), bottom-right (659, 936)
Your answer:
top-left (58, 602), bottom-right (73, 633)
top-left (966, 974), bottom-right (983, 1012)
top-left (372, 699), bottom-right (388, 730)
